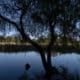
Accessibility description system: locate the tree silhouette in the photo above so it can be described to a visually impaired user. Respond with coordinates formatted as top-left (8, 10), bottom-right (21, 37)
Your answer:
top-left (0, 0), bottom-right (80, 78)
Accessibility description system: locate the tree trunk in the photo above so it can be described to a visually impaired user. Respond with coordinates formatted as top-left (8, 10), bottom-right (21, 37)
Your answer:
top-left (19, 30), bottom-right (49, 71)
top-left (47, 22), bottom-right (55, 67)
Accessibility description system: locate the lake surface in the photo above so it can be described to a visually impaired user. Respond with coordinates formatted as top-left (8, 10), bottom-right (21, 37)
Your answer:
top-left (0, 52), bottom-right (80, 80)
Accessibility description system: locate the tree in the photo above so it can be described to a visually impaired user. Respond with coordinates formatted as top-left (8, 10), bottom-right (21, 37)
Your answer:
top-left (0, 0), bottom-right (50, 75)
top-left (0, 0), bottom-right (80, 78)
top-left (30, 0), bottom-right (80, 73)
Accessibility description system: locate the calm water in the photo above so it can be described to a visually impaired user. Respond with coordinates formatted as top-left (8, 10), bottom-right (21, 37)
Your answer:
top-left (0, 52), bottom-right (80, 80)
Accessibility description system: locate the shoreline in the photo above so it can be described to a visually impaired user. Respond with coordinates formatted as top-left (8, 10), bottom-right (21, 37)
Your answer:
top-left (0, 44), bottom-right (79, 53)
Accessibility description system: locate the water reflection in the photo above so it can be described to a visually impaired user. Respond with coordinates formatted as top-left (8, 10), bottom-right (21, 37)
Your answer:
top-left (0, 52), bottom-right (80, 80)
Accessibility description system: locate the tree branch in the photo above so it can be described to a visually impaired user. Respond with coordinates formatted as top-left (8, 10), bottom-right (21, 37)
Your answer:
top-left (18, 11), bottom-right (48, 70)
top-left (19, 10), bottom-right (43, 50)
top-left (0, 14), bottom-right (20, 31)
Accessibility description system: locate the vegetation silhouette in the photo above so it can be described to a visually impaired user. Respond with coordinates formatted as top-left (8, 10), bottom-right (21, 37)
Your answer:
top-left (0, 0), bottom-right (80, 79)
